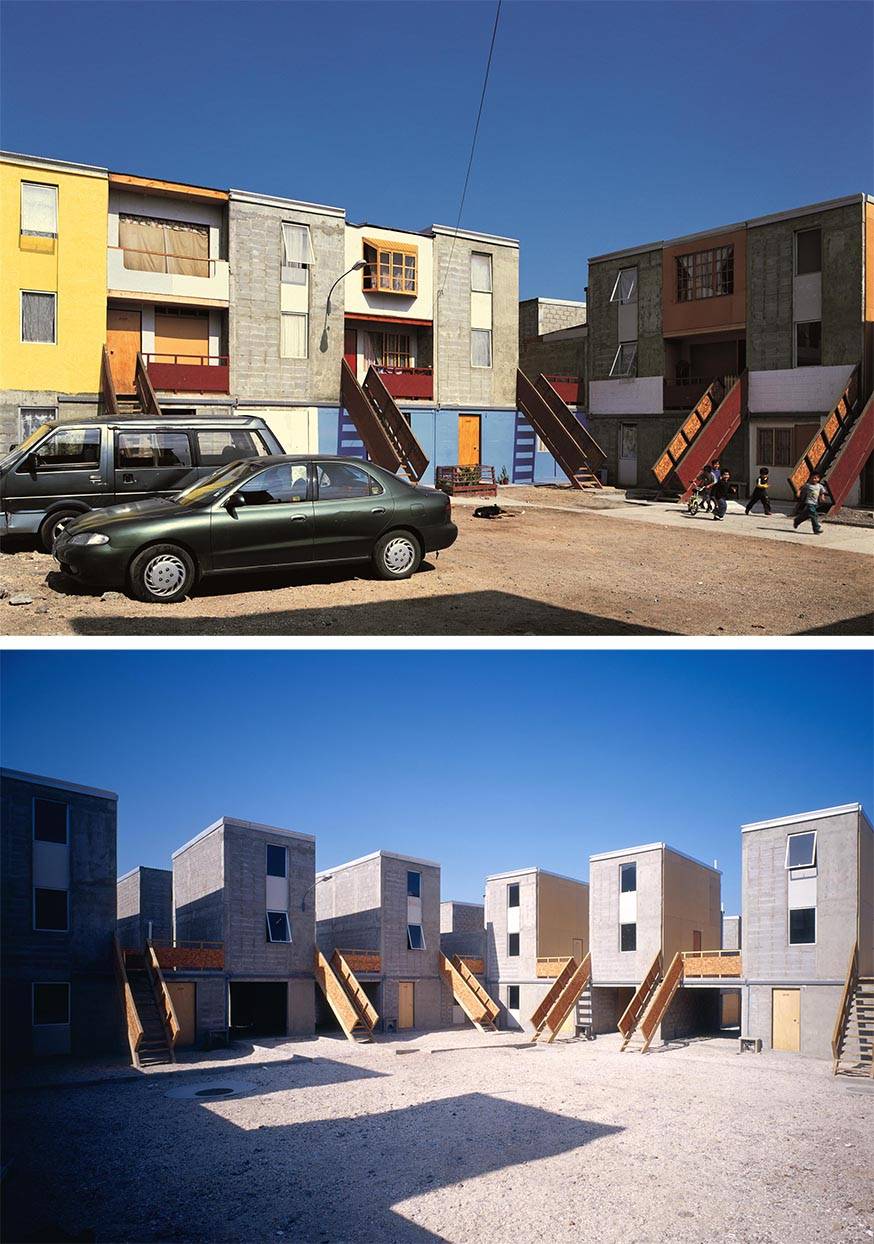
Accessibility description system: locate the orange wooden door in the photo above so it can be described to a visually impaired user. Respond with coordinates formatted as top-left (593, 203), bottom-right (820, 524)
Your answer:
top-left (154, 312), bottom-right (209, 364)
top-left (106, 307), bottom-right (141, 392)
top-left (458, 415), bottom-right (481, 466)
top-left (398, 981), bottom-right (415, 1030)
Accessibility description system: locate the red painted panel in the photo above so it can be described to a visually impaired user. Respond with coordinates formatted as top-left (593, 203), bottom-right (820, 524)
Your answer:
top-left (675, 376), bottom-right (744, 495)
top-left (147, 361), bottom-right (229, 394)
top-left (827, 393), bottom-right (874, 511)
top-left (545, 376), bottom-right (583, 405)
top-left (376, 367), bottom-right (433, 400)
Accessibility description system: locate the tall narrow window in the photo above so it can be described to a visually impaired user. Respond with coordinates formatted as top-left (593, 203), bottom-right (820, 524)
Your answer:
top-left (610, 268), bottom-right (637, 304)
top-left (407, 871), bottom-right (421, 898)
top-left (508, 932), bottom-right (520, 956)
top-left (21, 183), bottom-right (58, 237)
top-left (33, 983), bottom-right (70, 1026)
top-left (266, 844), bottom-right (287, 878)
top-left (266, 911), bottom-right (292, 942)
top-left (507, 883), bottom-right (520, 908)
top-left (34, 888), bottom-right (68, 931)
top-left (280, 312), bottom-right (308, 359)
top-left (619, 863), bottom-right (636, 893)
top-left (470, 253), bottom-right (493, 293)
top-left (508, 985), bottom-right (520, 1011)
top-left (407, 923), bottom-right (425, 950)
top-left (471, 328), bottom-right (492, 368)
top-left (795, 321), bottom-right (821, 367)
top-left (34, 799), bottom-right (68, 844)
top-left (620, 923), bottom-right (637, 952)
top-left (609, 342), bottom-right (637, 377)
top-left (21, 292), bottom-right (56, 344)
top-left (788, 908), bottom-right (815, 945)
top-left (795, 228), bottom-right (821, 276)
top-left (281, 222), bottom-right (315, 284)
top-left (785, 832), bottom-right (816, 869)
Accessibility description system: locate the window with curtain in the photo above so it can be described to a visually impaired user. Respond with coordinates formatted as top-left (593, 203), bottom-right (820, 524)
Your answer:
top-left (21, 183), bottom-right (58, 237)
top-left (362, 240), bottom-right (418, 294)
top-left (471, 328), bottom-right (492, 368)
top-left (118, 214), bottom-right (210, 277)
top-left (470, 252), bottom-right (493, 293)
top-left (281, 223), bottom-right (315, 284)
top-left (280, 312), bottom-right (308, 359)
top-left (21, 292), bottom-right (56, 343)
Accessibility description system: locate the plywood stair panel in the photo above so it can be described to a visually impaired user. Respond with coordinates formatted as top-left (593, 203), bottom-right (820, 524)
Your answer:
top-left (516, 370), bottom-right (606, 489)
top-left (833, 943), bottom-right (874, 1077)
top-left (530, 953), bottom-right (592, 1044)
top-left (789, 368), bottom-right (873, 513)
top-left (651, 374), bottom-right (744, 498)
top-left (439, 953), bottom-right (500, 1033)
top-left (339, 360), bottom-right (429, 481)
top-left (122, 950), bottom-right (175, 1067)
top-left (314, 949), bottom-right (378, 1043)
top-left (619, 952), bottom-right (662, 1051)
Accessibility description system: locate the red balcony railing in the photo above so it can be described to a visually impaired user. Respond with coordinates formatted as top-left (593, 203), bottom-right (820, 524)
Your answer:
top-left (374, 365), bottom-right (433, 400)
top-left (544, 375), bottom-right (584, 405)
top-left (145, 353), bottom-right (230, 394)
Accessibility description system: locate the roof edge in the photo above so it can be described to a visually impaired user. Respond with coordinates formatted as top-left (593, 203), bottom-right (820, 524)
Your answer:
top-left (0, 767), bottom-right (117, 801)
top-left (741, 803), bottom-right (864, 832)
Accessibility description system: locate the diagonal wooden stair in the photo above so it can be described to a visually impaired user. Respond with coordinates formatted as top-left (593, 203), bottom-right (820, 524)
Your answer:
top-left (619, 952), bottom-right (662, 1051)
top-left (101, 347), bottom-right (162, 418)
top-left (652, 373), bottom-right (745, 498)
top-left (516, 370), bottom-right (606, 489)
top-left (340, 360), bottom-right (428, 481)
top-left (314, 949), bottom-right (379, 1043)
top-left (530, 953), bottom-right (592, 1043)
top-left (789, 368), bottom-right (873, 514)
top-left (833, 943), bottom-right (874, 1077)
top-left (439, 953), bottom-right (500, 1034)
top-left (113, 937), bottom-right (177, 1068)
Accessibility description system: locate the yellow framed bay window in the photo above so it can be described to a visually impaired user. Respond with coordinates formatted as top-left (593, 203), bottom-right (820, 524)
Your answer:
top-left (362, 238), bottom-right (417, 295)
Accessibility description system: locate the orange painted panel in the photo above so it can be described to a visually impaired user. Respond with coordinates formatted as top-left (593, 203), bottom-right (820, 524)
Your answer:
top-left (458, 415), bottom-right (481, 466)
top-left (154, 312), bottom-right (209, 364)
top-left (106, 307), bottom-right (141, 392)
top-left (662, 228), bottom-right (747, 337)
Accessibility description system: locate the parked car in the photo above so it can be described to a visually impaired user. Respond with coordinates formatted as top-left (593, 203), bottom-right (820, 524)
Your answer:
top-left (53, 456), bottom-right (457, 604)
top-left (0, 415), bottom-right (284, 550)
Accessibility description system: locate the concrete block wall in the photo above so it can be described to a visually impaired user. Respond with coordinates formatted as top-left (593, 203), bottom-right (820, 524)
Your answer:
top-left (173, 822), bottom-right (225, 946)
top-left (659, 986), bottom-right (721, 1043)
top-left (722, 915), bottom-right (742, 951)
top-left (315, 853), bottom-right (382, 955)
top-left (117, 866), bottom-right (172, 950)
top-left (746, 982), bottom-right (842, 1058)
top-left (587, 247), bottom-right (664, 381)
top-left (589, 847), bottom-right (663, 984)
top-left (485, 868), bottom-right (539, 989)
top-left (440, 900), bottom-right (485, 961)
top-left (379, 854), bottom-right (441, 986)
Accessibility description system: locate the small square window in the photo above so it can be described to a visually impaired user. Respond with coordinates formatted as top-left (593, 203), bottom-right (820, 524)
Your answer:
top-left (407, 871), bottom-right (421, 898)
top-left (21, 291), bottom-right (56, 344)
top-left (21, 182), bottom-right (58, 238)
top-left (785, 832), bottom-right (816, 869)
top-left (407, 923), bottom-right (425, 950)
top-left (795, 321), bottom-right (821, 367)
top-left (266, 844), bottom-right (287, 878)
top-left (620, 863), bottom-right (636, 893)
top-left (507, 883), bottom-right (520, 908)
top-left (508, 985), bottom-right (520, 1011)
top-left (33, 982), bottom-right (69, 1026)
top-left (620, 923), bottom-right (637, 952)
top-left (266, 911), bottom-right (292, 942)
top-left (508, 932), bottom-right (520, 957)
top-left (34, 798), bottom-right (68, 844)
top-left (789, 907), bottom-right (815, 945)
top-left (35, 888), bottom-right (68, 931)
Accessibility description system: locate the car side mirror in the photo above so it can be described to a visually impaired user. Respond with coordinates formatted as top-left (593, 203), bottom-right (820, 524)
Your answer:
top-left (224, 492), bottom-right (241, 512)
top-left (24, 453), bottom-right (38, 475)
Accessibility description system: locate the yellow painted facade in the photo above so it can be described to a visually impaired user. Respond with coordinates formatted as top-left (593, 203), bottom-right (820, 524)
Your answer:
top-left (0, 155), bottom-right (108, 395)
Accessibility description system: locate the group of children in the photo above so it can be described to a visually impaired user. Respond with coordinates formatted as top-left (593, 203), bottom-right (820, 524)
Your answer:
top-left (690, 459), bottom-right (827, 534)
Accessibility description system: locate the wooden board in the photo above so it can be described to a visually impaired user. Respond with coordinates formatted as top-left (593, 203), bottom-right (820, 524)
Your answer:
top-left (106, 307), bottom-right (141, 392)
top-left (167, 981), bottom-right (196, 1047)
top-left (155, 312), bottom-right (209, 363)
top-left (458, 415), bottom-right (481, 466)
top-left (772, 988), bottom-right (800, 1052)
top-left (398, 981), bottom-right (415, 1030)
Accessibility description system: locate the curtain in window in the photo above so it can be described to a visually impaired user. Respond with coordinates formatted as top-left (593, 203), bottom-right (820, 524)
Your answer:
top-left (21, 183), bottom-right (58, 235)
top-left (470, 252), bottom-right (493, 293)
top-left (282, 223), bottom-right (315, 265)
top-left (364, 332), bottom-right (379, 367)
top-left (119, 215), bottom-right (209, 276)
top-left (281, 313), bottom-right (308, 359)
top-left (119, 216), bottom-right (167, 272)
top-left (471, 329), bottom-right (492, 367)
top-left (163, 221), bottom-right (209, 277)
top-left (21, 292), bottom-right (55, 343)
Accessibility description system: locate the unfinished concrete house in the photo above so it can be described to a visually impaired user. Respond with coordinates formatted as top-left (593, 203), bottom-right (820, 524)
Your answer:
top-left (484, 867), bottom-right (590, 1039)
top-left (440, 901), bottom-right (494, 1028)
top-left (315, 853), bottom-right (498, 1040)
top-left (588, 843), bottom-right (737, 1052)
top-left (741, 803), bottom-right (873, 1075)
top-left (117, 866), bottom-right (172, 950)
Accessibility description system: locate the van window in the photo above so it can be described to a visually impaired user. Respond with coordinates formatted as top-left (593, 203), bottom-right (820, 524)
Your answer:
top-left (23, 427), bottom-right (100, 471)
top-left (194, 429), bottom-right (267, 467)
top-left (117, 431), bottom-right (192, 470)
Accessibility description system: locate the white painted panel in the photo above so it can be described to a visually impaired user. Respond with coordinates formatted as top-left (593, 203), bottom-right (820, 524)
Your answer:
top-left (787, 873), bottom-right (817, 909)
top-left (617, 301), bottom-right (638, 344)
top-left (33, 841), bottom-right (69, 890)
top-left (589, 377), bottom-right (663, 415)
top-left (266, 875), bottom-right (287, 910)
top-left (246, 407), bottom-right (317, 455)
top-left (619, 891), bottom-right (637, 924)
top-left (507, 906), bottom-right (520, 935)
top-left (280, 277), bottom-right (309, 315)
top-left (748, 365), bottom-right (853, 413)
top-left (793, 272), bottom-right (821, 324)
top-left (471, 291), bottom-right (492, 330)
top-left (407, 896), bottom-right (422, 924)
top-left (344, 223), bottom-right (434, 321)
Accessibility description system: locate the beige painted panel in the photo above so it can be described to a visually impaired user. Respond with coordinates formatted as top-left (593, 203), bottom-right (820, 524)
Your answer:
top-left (471, 290), bottom-right (492, 331)
top-left (772, 988), bottom-right (800, 1052)
top-left (168, 981), bottom-right (196, 1047)
top-left (537, 874), bottom-right (589, 958)
top-left (662, 851), bottom-right (721, 961)
top-left (398, 981), bottom-right (415, 1029)
top-left (154, 312), bottom-right (209, 362)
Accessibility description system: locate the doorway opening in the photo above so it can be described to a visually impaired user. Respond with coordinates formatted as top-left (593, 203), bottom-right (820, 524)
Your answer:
top-left (229, 981), bottom-right (287, 1038)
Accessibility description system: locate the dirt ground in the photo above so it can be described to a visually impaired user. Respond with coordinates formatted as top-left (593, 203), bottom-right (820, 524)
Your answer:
top-left (3, 1029), bottom-right (872, 1243)
top-left (1, 499), bottom-right (872, 636)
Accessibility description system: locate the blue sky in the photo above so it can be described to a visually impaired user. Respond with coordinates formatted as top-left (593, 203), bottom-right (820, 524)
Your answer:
top-left (2, 650), bottom-right (872, 914)
top-left (1, 1), bottom-right (871, 299)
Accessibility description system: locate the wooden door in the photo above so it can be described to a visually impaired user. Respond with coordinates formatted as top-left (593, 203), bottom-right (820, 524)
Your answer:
top-left (458, 415), bottom-right (481, 466)
top-left (793, 423), bottom-right (819, 463)
top-left (618, 422), bottom-right (638, 486)
top-left (398, 981), bottom-right (414, 1030)
top-left (692, 930), bottom-right (702, 951)
top-left (772, 988), bottom-right (800, 1052)
top-left (154, 311), bottom-right (209, 364)
top-left (106, 307), bottom-right (141, 393)
top-left (167, 981), bottom-right (196, 1047)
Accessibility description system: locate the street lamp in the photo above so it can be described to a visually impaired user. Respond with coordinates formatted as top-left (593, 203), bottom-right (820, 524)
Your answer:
top-left (320, 260), bottom-right (368, 352)
top-left (301, 873), bottom-right (333, 912)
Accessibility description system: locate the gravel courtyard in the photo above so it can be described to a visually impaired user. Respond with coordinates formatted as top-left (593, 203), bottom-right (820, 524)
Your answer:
top-left (3, 1029), bottom-right (872, 1243)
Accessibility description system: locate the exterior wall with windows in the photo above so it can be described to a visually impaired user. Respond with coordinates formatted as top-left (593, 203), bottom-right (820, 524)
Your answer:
top-left (344, 224), bottom-right (433, 322)
top-left (116, 865), bottom-right (172, 950)
top-left (587, 246), bottom-right (664, 383)
top-left (0, 768), bottom-right (122, 1060)
top-left (588, 846), bottom-right (663, 985)
top-left (662, 226), bottom-right (746, 337)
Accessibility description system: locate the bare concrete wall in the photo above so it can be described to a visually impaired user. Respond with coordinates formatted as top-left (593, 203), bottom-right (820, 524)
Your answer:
top-left (316, 855), bottom-right (382, 956)
top-left (746, 982), bottom-right (843, 1058)
top-left (485, 869), bottom-right (538, 986)
top-left (589, 848), bottom-right (662, 984)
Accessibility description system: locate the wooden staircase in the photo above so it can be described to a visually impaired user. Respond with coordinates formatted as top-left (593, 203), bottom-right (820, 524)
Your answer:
top-left (530, 953), bottom-right (592, 1043)
top-left (652, 373), bottom-right (745, 498)
top-left (515, 370), bottom-right (606, 489)
top-left (439, 953), bottom-right (500, 1034)
top-left (789, 369), bottom-right (873, 513)
top-left (115, 941), bottom-right (177, 1068)
top-left (833, 943), bottom-right (874, 1077)
top-left (101, 347), bottom-right (162, 418)
top-left (314, 949), bottom-right (378, 1043)
top-left (619, 952), bottom-right (662, 1051)
top-left (339, 360), bottom-right (428, 481)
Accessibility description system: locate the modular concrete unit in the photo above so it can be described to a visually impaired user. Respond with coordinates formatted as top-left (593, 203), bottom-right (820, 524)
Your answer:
top-left (116, 865), bottom-right (172, 950)
top-left (484, 867), bottom-right (589, 1032)
top-left (172, 816), bottom-right (316, 1043)
top-left (0, 768), bottom-right (122, 1060)
top-left (316, 851), bottom-right (443, 1032)
top-left (741, 803), bottom-right (873, 1059)
top-left (440, 900), bottom-right (485, 960)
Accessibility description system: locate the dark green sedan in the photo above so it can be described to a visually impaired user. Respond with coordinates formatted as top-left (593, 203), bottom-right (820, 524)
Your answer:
top-left (53, 456), bottom-right (457, 604)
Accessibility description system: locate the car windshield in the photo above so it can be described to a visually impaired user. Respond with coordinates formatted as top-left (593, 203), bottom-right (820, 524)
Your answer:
top-left (0, 423), bottom-right (53, 467)
top-left (174, 460), bottom-right (257, 507)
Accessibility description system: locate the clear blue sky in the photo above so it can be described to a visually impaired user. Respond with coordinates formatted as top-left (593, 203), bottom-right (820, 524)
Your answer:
top-left (2, 650), bottom-right (871, 915)
top-left (1, 1), bottom-right (871, 299)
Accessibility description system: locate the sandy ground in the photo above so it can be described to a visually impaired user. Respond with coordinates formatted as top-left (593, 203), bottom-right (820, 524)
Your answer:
top-left (3, 1029), bottom-right (872, 1243)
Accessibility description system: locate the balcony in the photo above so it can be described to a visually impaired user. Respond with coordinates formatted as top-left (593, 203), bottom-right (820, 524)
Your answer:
top-left (536, 956), bottom-right (574, 978)
top-left (145, 353), bottom-right (230, 394)
top-left (107, 246), bottom-right (230, 304)
top-left (374, 365), bottom-right (433, 401)
top-left (545, 375), bottom-right (584, 406)
top-left (336, 950), bottom-right (381, 974)
top-left (148, 940), bottom-right (225, 971)
top-left (681, 950), bottom-right (742, 978)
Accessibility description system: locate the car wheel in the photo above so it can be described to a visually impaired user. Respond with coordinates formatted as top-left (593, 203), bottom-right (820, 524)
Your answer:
top-left (129, 544), bottom-right (196, 605)
top-left (40, 509), bottom-right (82, 552)
top-left (372, 530), bottom-right (421, 580)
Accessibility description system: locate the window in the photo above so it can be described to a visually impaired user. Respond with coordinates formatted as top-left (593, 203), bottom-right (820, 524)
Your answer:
top-left (785, 832), bottom-right (816, 869)
top-left (21, 291), bottom-right (56, 343)
top-left (266, 844), bottom-right (288, 878)
top-left (116, 431), bottom-right (191, 470)
top-left (508, 932), bottom-right (520, 956)
top-left (620, 923), bottom-right (637, 952)
top-left (507, 883), bottom-right (520, 908)
top-left (795, 321), bottom-right (821, 367)
top-left (619, 862), bottom-right (636, 893)
top-left (118, 214), bottom-right (210, 277)
top-left (756, 427), bottom-right (793, 468)
top-left (34, 799), bottom-right (67, 844)
top-left (235, 463), bottom-right (309, 506)
top-left (378, 333), bottom-right (413, 369)
top-left (789, 907), bottom-right (816, 945)
top-left (33, 983), bottom-right (69, 1026)
top-left (281, 222), bottom-right (315, 284)
top-left (26, 427), bottom-right (100, 471)
top-left (362, 240), bottom-right (417, 295)
top-left (18, 407), bottom-right (56, 443)
top-left (407, 923), bottom-right (425, 950)
top-left (610, 267), bottom-right (637, 304)
top-left (193, 429), bottom-right (267, 467)
top-left (266, 910), bottom-right (292, 942)
top-left (676, 246), bottom-right (734, 302)
top-left (470, 253), bottom-right (493, 293)
top-left (21, 183), bottom-right (58, 237)
top-left (34, 888), bottom-right (68, 931)
top-left (317, 462), bottom-right (382, 500)
top-left (471, 328), bottom-right (492, 368)
top-left (795, 228), bottom-right (822, 276)
top-left (609, 342), bottom-right (637, 377)
top-left (407, 871), bottom-right (421, 898)
top-left (508, 985), bottom-right (520, 1011)
top-left (280, 312), bottom-right (308, 359)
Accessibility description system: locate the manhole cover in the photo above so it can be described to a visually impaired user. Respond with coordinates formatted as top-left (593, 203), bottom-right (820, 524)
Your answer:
top-left (165, 1077), bottom-right (251, 1101)
top-left (195, 1087), bottom-right (234, 1097)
